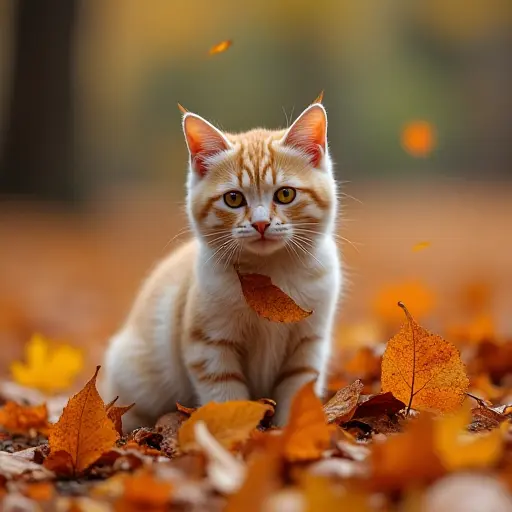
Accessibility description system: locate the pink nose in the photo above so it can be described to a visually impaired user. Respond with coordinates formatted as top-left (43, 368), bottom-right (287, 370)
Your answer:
top-left (252, 221), bottom-right (270, 236)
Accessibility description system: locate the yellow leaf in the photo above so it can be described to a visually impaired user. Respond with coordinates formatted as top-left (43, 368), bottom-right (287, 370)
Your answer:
top-left (237, 270), bottom-right (312, 323)
top-left (0, 401), bottom-right (49, 435)
top-left (283, 382), bottom-right (331, 461)
top-left (381, 302), bottom-right (469, 413)
top-left (178, 401), bottom-right (272, 453)
top-left (44, 366), bottom-right (118, 476)
top-left (209, 39), bottom-right (232, 55)
top-left (10, 334), bottom-right (83, 394)
top-left (434, 402), bottom-right (503, 471)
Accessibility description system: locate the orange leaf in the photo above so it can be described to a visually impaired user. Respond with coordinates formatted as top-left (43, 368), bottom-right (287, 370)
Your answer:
top-left (400, 120), bottom-right (436, 157)
top-left (283, 382), bottom-right (331, 461)
top-left (106, 401), bottom-right (135, 437)
top-left (44, 366), bottom-right (118, 476)
top-left (0, 401), bottom-right (49, 435)
top-left (209, 39), bottom-right (232, 55)
top-left (381, 303), bottom-right (469, 414)
top-left (323, 380), bottom-right (363, 424)
top-left (178, 401), bottom-right (272, 453)
top-left (236, 270), bottom-right (312, 323)
top-left (24, 482), bottom-right (54, 501)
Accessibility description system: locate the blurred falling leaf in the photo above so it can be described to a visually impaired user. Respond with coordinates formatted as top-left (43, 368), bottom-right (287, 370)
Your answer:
top-left (381, 302), bottom-right (469, 414)
top-left (237, 270), bottom-right (312, 323)
top-left (105, 397), bottom-right (135, 436)
top-left (23, 482), bottom-right (54, 501)
top-left (209, 39), bottom-right (232, 55)
top-left (401, 120), bottom-right (436, 157)
top-left (44, 366), bottom-right (117, 476)
top-left (10, 334), bottom-right (83, 394)
top-left (178, 401), bottom-right (272, 453)
top-left (0, 401), bottom-right (49, 435)
top-left (115, 469), bottom-right (172, 511)
top-left (413, 241), bottom-right (431, 252)
top-left (323, 380), bottom-right (363, 424)
top-left (283, 382), bottom-right (331, 461)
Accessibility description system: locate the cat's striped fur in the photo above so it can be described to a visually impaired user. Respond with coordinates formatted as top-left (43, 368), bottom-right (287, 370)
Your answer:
top-left (101, 102), bottom-right (342, 430)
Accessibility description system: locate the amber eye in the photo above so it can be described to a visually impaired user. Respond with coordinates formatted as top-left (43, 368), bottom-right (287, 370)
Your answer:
top-left (274, 187), bottom-right (296, 205)
top-left (223, 191), bottom-right (246, 208)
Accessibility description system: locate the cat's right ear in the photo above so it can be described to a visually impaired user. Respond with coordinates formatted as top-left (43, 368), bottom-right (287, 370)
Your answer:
top-left (182, 113), bottom-right (231, 177)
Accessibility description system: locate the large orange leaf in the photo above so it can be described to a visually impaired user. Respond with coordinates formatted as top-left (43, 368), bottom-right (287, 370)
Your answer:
top-left (283, 382), bottom-right (331, 461)
top-left (0, 401), bottom-right (49, 435)
top-left (44, 366), bottom-right (118, 476)
top-left (178, 401), bottom-right (272, 453)
top-left (236, 270), bottom-right (312, 323)
top-left (381, 302), bottom-right (469, 413)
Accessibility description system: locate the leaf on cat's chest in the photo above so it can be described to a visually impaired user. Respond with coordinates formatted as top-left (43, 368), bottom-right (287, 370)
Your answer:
top-left (236, 269), bottom-right (312, 323)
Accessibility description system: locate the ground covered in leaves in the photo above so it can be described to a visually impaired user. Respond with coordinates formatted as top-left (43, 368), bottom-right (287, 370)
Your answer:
top-left (1, 296), bottom-right (512, 511)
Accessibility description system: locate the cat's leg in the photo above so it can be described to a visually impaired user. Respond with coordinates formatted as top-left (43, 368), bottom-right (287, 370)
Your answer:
top-left (183, 330), bottom-right (249, 404)
top-left (272, 333), bottom-right (329, 426)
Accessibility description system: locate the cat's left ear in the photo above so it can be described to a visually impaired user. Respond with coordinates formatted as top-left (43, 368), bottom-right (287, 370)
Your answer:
top-left (282, 104), bottom-right (327, 167)
top-left (182, 112), bottom-right (231, 177)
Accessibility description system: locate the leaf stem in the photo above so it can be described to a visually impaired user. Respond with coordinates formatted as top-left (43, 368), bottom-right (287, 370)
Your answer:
top-left (398, 302), bottom-right (415, 416)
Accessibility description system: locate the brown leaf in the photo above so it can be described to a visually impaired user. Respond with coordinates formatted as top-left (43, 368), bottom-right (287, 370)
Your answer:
top-left (283, 382), bottom-right (331, 461)
top-left (106, 400), bottom-right (135, 436)
top-left (0, 401), bottom-right (49, 435)
top-left (236, 270), bottom-right (312, 323)
top-left (43, 366), bottom-right (118, 476)
top-left (353, 392), bottom-right (406, 419)
top-left (323, 380), bottom-right (363, 424)
top-left (209, 39), bottom-right (232, 55)
top-left (381, 302), bottom-right (469, 413)
top-left (178, 401), bottom-right (272, 453)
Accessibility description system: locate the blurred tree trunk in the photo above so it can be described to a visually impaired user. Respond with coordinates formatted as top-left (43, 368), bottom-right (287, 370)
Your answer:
top-left (0, 0), bottom-right (80, 203)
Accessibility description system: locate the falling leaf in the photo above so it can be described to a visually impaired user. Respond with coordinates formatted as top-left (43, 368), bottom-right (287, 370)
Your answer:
top-left (413, 241), bottom-right (431, 252)
top-left (236, 270), bottom-right (312, 323)
top-left (353, 392), bottom-right (406, 419)
top-left (401, 120), bottom-right (436, 157)
top-left (115, 469), bottom-right (172, 511)
top-left (434, 402), bottom-right (503, 471)
top-left (0, 401), bottom-right (49, 435)
top-left (323, 380), bottom-right (363, 424)
top-left (209, 39), bottom-right (232, 55)
top-left (381, 302), bottom-right (469, 414)
top-left (105, 397), bottom-right (135, 436)
top-left (10, 334), bottom-right (83, 394)
top-left (371, 414), bottom-right (444, 491)
top-left (313, 90), bottom-right (324, 104)
top-left (283, 382), bottom-right (331, 461)
top-left (178, 400), bottom-right (272, 453)
top-left (44, 366), bottom-right (118, 476)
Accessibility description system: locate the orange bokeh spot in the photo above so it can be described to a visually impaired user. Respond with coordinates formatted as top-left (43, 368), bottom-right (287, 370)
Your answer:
top-left (401, 120), bottom-right (436, 157)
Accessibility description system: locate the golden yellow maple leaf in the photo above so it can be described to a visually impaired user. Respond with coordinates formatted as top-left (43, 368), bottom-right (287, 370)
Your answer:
top-left (10, 334), bottom-right (83, 394)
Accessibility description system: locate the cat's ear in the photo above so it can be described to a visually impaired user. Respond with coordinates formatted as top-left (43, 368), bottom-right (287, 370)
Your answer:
top-left (182, 113), bottom-right (231, 176)
top-left (282, 104), bottom-right (327, 167)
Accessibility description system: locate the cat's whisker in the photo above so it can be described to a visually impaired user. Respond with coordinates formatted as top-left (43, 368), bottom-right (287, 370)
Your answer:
top-left (284, 239), bottom-right (306, 267)
top-left (290, 236), bottom-right (325, 268)
top-left (203, 239), bottom-right (233, 267)
top-left (162, 227), bottom-right (192, 251)
top-left (293, 227), bottom-right (361, 254)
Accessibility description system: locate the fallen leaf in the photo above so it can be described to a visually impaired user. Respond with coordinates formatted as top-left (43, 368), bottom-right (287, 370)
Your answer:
top-left (283, 382), bottom-right (331, 461)
top-left (353, 392), bottom-right (406, 419)
top-left (413, 241), bottom-right (431, 252)
top-left (44, 366), bottom-right (118, 476)
top-left (24, 482), bottom-right (54, 501)
top-left (381, 302), bottom-right (469, 413)
top-left (323, 380), bottom-right (363, 424)
top-left (434, 402), bottom-right (503, 471)
top-left (10, 334), bottom-right (83, 394)
top-left (0, 401), bottom-right (49, 435)
top-left (178, 400), bottom-right (271, 453)
top-left (236, 270), bottom-right (312, 323)
top-left (209, 39), bottom-right (232, 55)
top-left (0, 451), bottom-right (54, 480)
top-left (105, 398), bottom-right (135, 436)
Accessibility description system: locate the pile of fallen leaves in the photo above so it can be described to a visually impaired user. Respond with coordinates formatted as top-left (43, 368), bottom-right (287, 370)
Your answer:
top-left (1, 276), bottom-right (512, 511)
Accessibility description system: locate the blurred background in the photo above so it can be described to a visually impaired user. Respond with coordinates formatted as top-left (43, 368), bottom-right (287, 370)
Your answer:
top-left (0, 0), bottom-right (511, 380)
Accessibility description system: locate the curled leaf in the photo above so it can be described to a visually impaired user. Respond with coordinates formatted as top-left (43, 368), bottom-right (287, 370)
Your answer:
top-left (323, 380), bottom-right (363, 424)
top-left (236, 270), bottom-right (312, 323)
top-left (381, 303), bottom-right (469, 414)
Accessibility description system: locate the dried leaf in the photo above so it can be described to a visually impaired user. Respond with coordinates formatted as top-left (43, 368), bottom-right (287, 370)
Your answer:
top-left (283, 382), bottom-right (331, 461)
top-left (0, 451), bottom-right (54, 479)
top-left (44, 366), bottom-right (118, 476)
top-left (381, 302), bottom-right (469, 413)
top-left (0, 401), bottom-right (49, 435)
top-left (236, 270), bottom-right (312, 323)
top-left (105, 399), bottom-right (135, 436)
top-left (209, 39), bottom-right (232, 55)
top-left (353, 392), bottom-right (406, 419)
top-left (24, 482), bottom-right (54, 501)
top-left (323, 380), bottom-right (363, 424)
top-left (10, 334), bottom-right (83, 394)
top-left (413, 241), bottom-right (431, 252)
top-left (115, 469), bottom-right (172, 511)
top-left (178, 400), bottom-right (271, 453)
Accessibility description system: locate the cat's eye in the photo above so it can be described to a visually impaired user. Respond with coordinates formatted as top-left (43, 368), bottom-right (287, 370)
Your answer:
top-left (223, 191), bottom-right (246, 208)
top-left (274, 187), bottom-right (296, 205)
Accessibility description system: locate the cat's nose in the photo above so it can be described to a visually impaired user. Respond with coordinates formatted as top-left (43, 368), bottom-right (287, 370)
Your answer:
top-left (252, 221), bottom-right (270, 236)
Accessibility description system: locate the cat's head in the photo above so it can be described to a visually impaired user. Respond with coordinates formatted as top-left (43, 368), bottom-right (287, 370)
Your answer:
top-left (182, 101), bottom-right (337, 261)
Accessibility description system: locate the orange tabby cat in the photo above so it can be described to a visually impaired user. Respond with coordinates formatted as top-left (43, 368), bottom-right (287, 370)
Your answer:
top-left (101, 100), bottom-right (342, 430)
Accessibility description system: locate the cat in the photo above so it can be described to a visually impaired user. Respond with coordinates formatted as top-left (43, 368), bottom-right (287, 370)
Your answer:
top-left (101, 100), bottom-right (342, 431)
